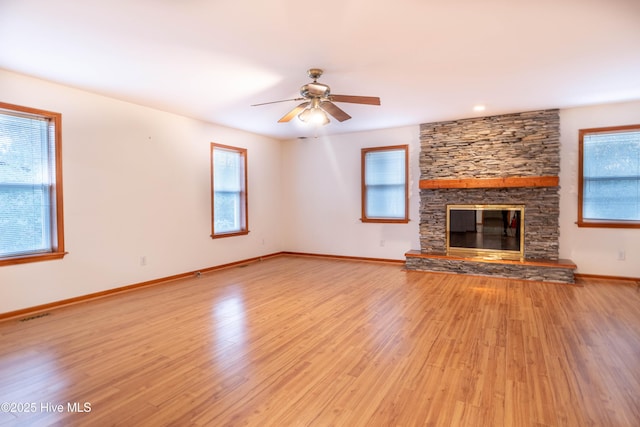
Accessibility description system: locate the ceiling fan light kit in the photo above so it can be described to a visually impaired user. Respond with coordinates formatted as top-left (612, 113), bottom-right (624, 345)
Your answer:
top-left (298, 98), bottom-right (330, 126)
top-left (253, 68), bottom-right (381, 127)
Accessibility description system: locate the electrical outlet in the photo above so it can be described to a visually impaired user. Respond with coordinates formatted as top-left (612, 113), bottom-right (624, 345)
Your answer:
top-left (140, 256), bottom-right (147, 266)
top-left (380, 240), bottom-right (385, 247)
top-left (617, 250), bottom-right (626, 261)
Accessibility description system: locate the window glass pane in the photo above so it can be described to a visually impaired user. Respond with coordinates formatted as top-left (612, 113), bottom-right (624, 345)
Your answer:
top-left (214, 191), bottom-right (241, 233)
top-left (0, 110), bottom-right (54, 257)
top-left (366, 185), bottom-right (406, 218)
top-left (214, 149), bottom-right (242, 192)
top-left (0, 187), bottom-right (51, 256)
top-left (365, 150), bottom-right (405, 185)
top-left (583, 130), bottom-right (640, 221)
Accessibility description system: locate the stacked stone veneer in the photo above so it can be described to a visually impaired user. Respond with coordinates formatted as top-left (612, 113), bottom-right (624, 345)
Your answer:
top-left (420, 110), bottom-right (560, 180)
top-left (407, 109), bottom-right (574, 283)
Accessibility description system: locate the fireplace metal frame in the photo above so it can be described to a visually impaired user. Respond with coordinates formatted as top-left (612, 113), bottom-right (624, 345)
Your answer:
top-left (446, 204), bottom-right (525, 260)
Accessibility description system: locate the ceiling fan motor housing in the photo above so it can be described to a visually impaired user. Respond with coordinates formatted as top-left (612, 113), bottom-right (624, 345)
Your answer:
top-left (300, 82), bottom-right (330, 99)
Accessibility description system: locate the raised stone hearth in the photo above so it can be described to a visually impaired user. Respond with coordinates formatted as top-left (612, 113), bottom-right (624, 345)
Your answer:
top-left (406, 109), bottom-right (576, 283)
top-left (405, 251), bottom-right (576, 284)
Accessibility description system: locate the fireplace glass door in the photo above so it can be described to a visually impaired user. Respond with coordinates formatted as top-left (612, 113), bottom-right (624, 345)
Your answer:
top-left (446, 204), bottom-right (525, 260)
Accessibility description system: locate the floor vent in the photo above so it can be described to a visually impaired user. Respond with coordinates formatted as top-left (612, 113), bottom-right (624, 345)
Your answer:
top-left (19, 312), bottom-right (50, 322)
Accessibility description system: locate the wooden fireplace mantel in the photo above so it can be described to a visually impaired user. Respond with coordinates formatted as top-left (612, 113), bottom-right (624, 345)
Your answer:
top-left (419, 175), bottom-right (559, 189)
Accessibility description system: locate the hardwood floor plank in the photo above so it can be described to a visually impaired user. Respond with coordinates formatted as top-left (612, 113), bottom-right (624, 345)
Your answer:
top-left (0, 256), bottom-right (639, 426)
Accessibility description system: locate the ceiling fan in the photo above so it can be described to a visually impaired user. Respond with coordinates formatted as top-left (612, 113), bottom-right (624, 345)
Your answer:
top-left (251, 68), bottom-right (381, 126)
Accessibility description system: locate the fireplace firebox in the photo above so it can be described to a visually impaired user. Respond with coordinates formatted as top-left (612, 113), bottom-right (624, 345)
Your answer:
top-left (446, 204), bottom-right (524, 260)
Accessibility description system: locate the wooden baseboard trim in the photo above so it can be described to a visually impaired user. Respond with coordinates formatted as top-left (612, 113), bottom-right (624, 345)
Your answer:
top-left (0, 252), bottom-right (283, 322)
top-left (280, 251), bottom-right (405, 265)
top-left (574, 273), bottom-right (640, 284)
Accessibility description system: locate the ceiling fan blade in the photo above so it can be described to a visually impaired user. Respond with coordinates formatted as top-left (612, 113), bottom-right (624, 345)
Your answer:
top-left (278, 102), bottom-right (310, 123)
top-left (330, 94), bottom-right (381, 105)
top-left (251, 97), bottom-right (304, 107)
top-left (320, 101), bottom-right (351, 122)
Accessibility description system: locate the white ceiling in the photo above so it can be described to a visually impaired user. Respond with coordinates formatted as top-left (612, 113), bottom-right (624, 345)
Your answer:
top-left (1, 0), bottom-right (639, 140)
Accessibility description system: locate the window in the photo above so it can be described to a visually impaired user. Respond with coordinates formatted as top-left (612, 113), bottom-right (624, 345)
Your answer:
top-left (578, 124), bottom-right (640, 228)
top-left (361, 145), bottom-right (409, 223)
top-left (211, 143), bottom-right (248, 237)
top-left (0, 102), bottom-right (65, 266)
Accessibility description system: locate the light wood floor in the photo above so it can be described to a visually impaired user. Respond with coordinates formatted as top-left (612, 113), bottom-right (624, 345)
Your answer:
top-left (1, 256), bottom-right (639, 426)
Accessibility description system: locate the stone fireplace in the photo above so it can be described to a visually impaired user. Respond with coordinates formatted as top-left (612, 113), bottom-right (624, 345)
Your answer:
top-left (405, 109), bottom-right (576, 283)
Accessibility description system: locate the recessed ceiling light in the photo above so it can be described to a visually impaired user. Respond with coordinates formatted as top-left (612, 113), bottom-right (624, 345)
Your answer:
top-left (473, 104), bottom-right (486, 112)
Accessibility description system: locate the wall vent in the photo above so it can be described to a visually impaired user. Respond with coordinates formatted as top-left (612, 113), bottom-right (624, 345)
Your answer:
top-left (19, 312), bottom-right (50, 322)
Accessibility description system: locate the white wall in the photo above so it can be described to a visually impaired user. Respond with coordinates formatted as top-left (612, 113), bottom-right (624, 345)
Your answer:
top-left (0, 70), bottom-right (283, 313)
top-left (280, 126), bottom-right (421, 260)
top-left (559, 100), bottom-right (640, 277)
